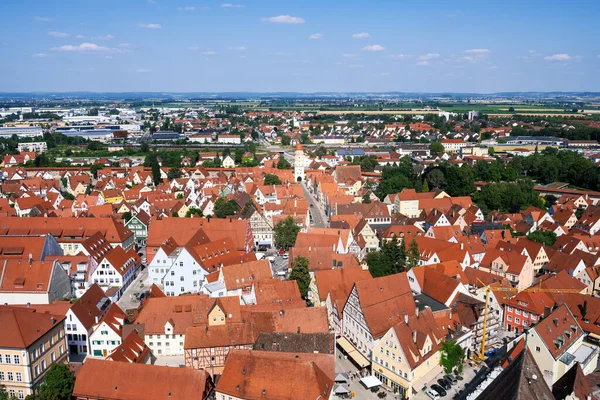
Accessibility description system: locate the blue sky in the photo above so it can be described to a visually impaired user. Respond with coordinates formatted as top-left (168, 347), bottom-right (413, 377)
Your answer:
top-left (0, 0), bottom-right (599, 93)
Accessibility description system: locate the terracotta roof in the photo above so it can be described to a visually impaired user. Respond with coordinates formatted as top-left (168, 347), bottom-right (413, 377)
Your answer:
top-left (70, 283), bottom-right (111, 330)
top-left (532, 305), bottom-right (583, 360)
top-left (107, 329), bottom-right (150, 363)
top-left (0, 259), bottom-right (62, 294)
top-left (314, 267), bottom-right (371, 303)
top-left (0, 306), bottom-right (65, 348)
top-left (73, 359), bottom-right (211, 400)
top-left (216, 350), bottom-right (334, 400)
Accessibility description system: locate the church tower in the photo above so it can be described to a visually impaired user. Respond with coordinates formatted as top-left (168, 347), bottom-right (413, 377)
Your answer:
top-left (294, 143), bottom-right (305, 182)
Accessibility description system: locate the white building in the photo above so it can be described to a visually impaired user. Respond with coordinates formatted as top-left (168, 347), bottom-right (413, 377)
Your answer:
top-left (294, 143), bottom-right (305, 182)
top-left (0, 127), bottom-right (43, 138)
top-left (217, 135), bottom-right (242, 144)
top-left (89, 303), bottom-right (126, 358)
top-left (17, 142), bottom-right (48, 153)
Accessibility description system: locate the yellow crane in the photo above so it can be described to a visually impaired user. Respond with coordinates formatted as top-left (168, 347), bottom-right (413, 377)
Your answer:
top-left (477, 279), bottom-right (583, 360)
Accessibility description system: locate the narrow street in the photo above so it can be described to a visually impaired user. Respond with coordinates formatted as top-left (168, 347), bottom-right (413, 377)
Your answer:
top-left (301, 182), bottom-right (328, 228)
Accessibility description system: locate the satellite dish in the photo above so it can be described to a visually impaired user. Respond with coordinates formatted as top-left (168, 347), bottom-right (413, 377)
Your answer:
top-left (531, 374), bottom-right (537, 380)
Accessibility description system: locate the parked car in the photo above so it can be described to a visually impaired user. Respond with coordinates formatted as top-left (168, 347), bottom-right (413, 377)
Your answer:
top-left (437, 379), bottom-right (451, 390)
top-left (426, 389), bottom-right (440, 399)
top-left (278, 249), bottom-right (286, 255)
top-left (485, 348), bottom-right (498, 357)
top-left (446, 375), bottom-right (457, 385)
top-left (282, 253), bottom-right (289, 259)
top-left (431, 384), bottom-right (447, 397)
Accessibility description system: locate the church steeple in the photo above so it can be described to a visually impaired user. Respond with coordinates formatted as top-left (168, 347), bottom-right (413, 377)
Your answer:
top-left (294, 143), bottom-right (305, 182)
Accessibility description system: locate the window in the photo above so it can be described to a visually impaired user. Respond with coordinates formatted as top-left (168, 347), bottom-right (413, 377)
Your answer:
top-left (4, 355), bottom-right (10, 364)
top-left (16, 373), bottom-right (22, 382)
top-left (507, 315), bottom-right (512, 321)
top-left (51, 352), bottom-right (56, 362)
top-left (41, 360), bottom-right (46, 371)
top-left (18, 391), bottom-right (24, 400)
top-left (13, 355), bottom-right (20, 365)
top-left (7, 372), bottom-right (13, 381)
top-left (507, 306), bottom-right (513, 312)
top-left (515, 318), bottom-right (521, 324)
top-left (34, 366), bottom-right (39, 377)
top-left (535, 346), bottom-right (541, 352)
top-left (0, 372), bottom-right (4, 381)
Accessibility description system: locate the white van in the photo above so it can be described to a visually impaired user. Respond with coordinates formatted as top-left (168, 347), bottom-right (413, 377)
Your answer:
top-left (426, 389), bottom-right (440, 400)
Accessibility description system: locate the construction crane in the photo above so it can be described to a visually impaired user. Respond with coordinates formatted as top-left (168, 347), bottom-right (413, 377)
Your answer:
top-left (477, 278), bottom-right (583, 361)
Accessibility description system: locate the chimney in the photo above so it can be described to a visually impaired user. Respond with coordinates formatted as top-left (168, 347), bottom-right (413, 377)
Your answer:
top-left (553, 318), bottom-right (559, 327)
top-left (50, 316), bottom-right (56, 324)
top-left (404, 313), bottom-right (408, 324)
top-left (412, 330), bottom-right (417, 343)
top-left (460, 243), bottom-right (464, 250)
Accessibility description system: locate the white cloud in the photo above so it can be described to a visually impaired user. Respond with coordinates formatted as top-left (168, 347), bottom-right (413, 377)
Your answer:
top-left (136, 69), bottom-right (151, 73)
top-left (418, 53), bottom-right (440, 61)
top-left (76, 35), bottom-right (87, 39)
top-left (34, 16), bottom-right (51, 22)
top-left (221, 3), bottom-right (245, 8)
top-left (118, 43), bottom-right (132, 48)
top-left (52, 42), bottom-right (124, 53)
top-left (188, 46), bottom-right (201, 51)
top-left (374, 72), bottom-right (391, 76)
top-left (362, 44), bottom-right (385, 52)
top-left (544, 53), bottom-right (572, 61)
top-left (138, 23), bottom-right (162, 29)
top-left (262, 15), bottom-right (305, 24)
top-left (105, 55), bottom-right (113, 59)
top-left (308, 33), bottom-right (323, 40)
top-left (464, 48), bottom-right (491, 55)
top-left (352, 32), bottom-right (371, 39)
top-left (272, 52), bottom-right (291, 56)
top-left (416, 61), bottom-right (430, 66)
top-left (297, 59), bottom-right (312, 64)
top-left (33, 53), bottom-right (48, 58)
top-left (388, 53), bottom-right (413, 60)
top-left (487, 65), bottom-right (499, 70)
top-left (228, 46), bottom-right (246, 51)
top-left (94, 35), bottom-right (116, 40)
top-left (177, 6), bottom-right (201, 11)
top-left (189, 46), bottom-right (217, 55)
top-left (48, 31), bottom-right (69, 38)
top-left (202, 50), bottom-right (217, 55)
top-left (343, 54), bottom-right (359, 58)
top-left (348, 64), bottom-right (364, 68)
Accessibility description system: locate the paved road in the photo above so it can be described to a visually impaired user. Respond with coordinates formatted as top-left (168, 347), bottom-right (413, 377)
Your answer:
top-left (117, 267), bottom-right (149, 312)
top-left (335, 355), bottom-right (391, 399)
top-left (301, 182), bottom-right (328, 228)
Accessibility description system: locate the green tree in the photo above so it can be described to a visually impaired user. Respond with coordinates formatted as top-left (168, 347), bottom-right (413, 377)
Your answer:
top-left (407, 239), bottom-right (420, 270)
top-left (213, 198), bottom-right (237, 218)
top-left (277, 158), bottom-right (292, 170)
top-left (167, 168), bottom-right (182, 180)
top-left (185, 208), bottom-right (203, 218)
top-left (422, 179), bottom-right (430, 193)
top-left (140, 142), bottom-right (150, 153)
top-left (274, 216), bottom-right (301, 249)
top-left (362, 193), bottom-right (371, 204)
top-left (90, 163), bottom-right (103, 179)
top-left (300, 133), bottom-right (311, 144)
top-left (122, 211), bottom-right (132, 222)
top-left (429, 141), bottom-right (444, 155)
top-left (38, 363), bottom-right (75, 400)
top-left (426, 168), bottom-right (446, 189)
top-left (281, 135), bottom-right (292, 146)
top-left (264, 173), bottom-right (282, 185)
top-left (440, 341), bottom-right (465, 374)
top-left (289, 256), bottom-right (311, 298)
top-left (152, 162), bottom-right (161, 186)
top-left (527, 230), bottom-right (558, 246)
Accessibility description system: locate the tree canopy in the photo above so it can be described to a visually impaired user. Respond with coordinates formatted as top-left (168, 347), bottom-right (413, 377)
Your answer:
top-left (527, 230), bottom-right (558, 246)
top-left (440, 341), bottom-right (465, 374)
top-left (274, 216), bottom-right (300, 249)
top-left (213, 198), bottom-right (238, 218)
top-left (264, 173), bottom-right (282, 185)
top-left (289, 256), bottom-right (310, 298)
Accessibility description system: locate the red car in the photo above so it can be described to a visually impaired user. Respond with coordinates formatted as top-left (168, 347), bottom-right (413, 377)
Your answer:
top-left (278, 249), bottom-right (286, 255)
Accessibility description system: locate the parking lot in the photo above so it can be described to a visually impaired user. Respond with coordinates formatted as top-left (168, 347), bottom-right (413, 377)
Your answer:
top-left (412, 363), bottom-right (480, 400)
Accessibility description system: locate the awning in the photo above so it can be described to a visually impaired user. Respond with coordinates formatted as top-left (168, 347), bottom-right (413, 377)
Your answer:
top-left (360, 375), bottom-right (382, 389)
top-left (336, 337), bottom-right (370, 368)
top-left (334, 385), bottom-right (350, 394)
top-left (334, 373), bottom-right (348, 383)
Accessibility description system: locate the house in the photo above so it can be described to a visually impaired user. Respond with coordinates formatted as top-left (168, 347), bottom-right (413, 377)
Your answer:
top-left (371, 308), bottom-right (444, 398)
top-left (215, 350), bottom-right (334, 400)
top-left (0, 307), bottom-right (68, 397)
top-left (503, 291), bottom-right (554, 334)
top-left (106, 328), bottom-right (151, 364)
top-left (88, 246), bottom-right (140, 301)
top-left (72, 359), bottom-right (214, 400)
top-left (65, 283), bottom-right (112, 358)
top-left (341, 273), bottom-right (415, 367)
top-left (124, 210), bottom-right (151, 245)
top-left (441, 139), bottom-right (466, 153)
top-left (0, 260), bottom-right (71, 305)
top-left (527, 305), bottom-right (598, 386)
top-left (89, 303), bottom-right (127, 358)
top-left (309, 267), bottom-right (372, 334)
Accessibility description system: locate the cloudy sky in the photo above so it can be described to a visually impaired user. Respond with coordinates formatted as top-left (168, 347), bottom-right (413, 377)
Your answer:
top-left (0, 0), bottom-right (598, 93)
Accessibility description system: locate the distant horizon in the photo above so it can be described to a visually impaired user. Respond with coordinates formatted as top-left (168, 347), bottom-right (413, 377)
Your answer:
top-left (1, 0), bottom-right (599, 93)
